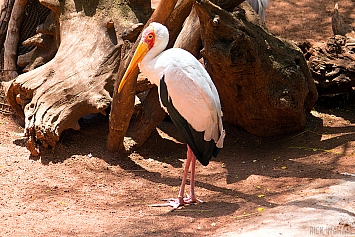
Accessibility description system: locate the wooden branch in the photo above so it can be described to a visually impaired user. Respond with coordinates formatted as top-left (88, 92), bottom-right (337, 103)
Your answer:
top-left (165, 0), bottom-right (194, 48)
top-left (149, 0), bottom-right (180, 25)
top-left (211, 0), bottom-right (245, 11)
top-left (122, 23), bottom-right (144, 42)
top-left (174, 7), bottom-right (202, 58)
top-left (38, 0), bottom-right (60, 13)
top-left (174, 0), bottom-right (245, 57)
top-left (3, 0), bottom-right (28, 82)
top-left (106, 0), bottom-right (179, 152)
top-left (299, 36), bottom-right (355, 96)
top-left (127, 87), bottom-right (165, 146)
top-left (20, 12), bottom-right (59, 72)
top-left (136, 74), bottom-right (155, 93)
top-left (0, 0), bottom-right (15, 52)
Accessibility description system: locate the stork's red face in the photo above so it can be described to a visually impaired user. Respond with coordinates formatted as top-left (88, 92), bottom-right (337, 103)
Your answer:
top-left (142, 25), bottom-right (155, 49)
top-left (117, 25), bottom-right (155, 93)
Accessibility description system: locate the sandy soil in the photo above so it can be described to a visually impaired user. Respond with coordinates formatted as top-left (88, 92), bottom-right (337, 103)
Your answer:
top-left (2, 0), bottom-right (355, 236)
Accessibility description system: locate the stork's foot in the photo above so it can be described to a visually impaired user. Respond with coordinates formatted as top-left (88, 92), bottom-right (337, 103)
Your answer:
top-left (149, 195), bottom-right (203, 211)
top-left (183, 195), bottom-right (203, 205)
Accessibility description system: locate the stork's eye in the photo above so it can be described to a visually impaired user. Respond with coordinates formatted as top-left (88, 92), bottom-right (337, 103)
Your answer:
top-left (148, 34), bottom-right (153, 39)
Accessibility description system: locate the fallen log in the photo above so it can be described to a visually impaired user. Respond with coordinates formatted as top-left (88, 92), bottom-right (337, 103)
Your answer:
top-left (298, 3), bottom-right (355, 96)
top-left (299, 36), bottom-right (355, 96)
top-left (195, 0), bottom-right (318, 136)
top-left (5, 0), bottom-right (151, 156)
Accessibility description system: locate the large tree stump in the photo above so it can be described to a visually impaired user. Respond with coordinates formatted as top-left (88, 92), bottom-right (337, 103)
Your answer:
top-left (5, 0), bottom-right (150, 156)
top-left (298, 3), bottom-right (355, 96)
top-left (299, 36), bottom-right (355, 96)
top-left (194, 1), bottom-right (318, 136)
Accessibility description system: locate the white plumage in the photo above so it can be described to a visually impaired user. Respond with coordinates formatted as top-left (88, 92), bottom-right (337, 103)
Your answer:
top-left (247, 0), bottom-right (269, 22)
top-left (140, 46), bottom-right (224, 148)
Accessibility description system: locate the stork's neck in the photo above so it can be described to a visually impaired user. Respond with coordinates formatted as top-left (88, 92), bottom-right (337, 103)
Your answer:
top-left (139, 39), bottom-right (168, 86)
top-left (143, 43), bottom-right (165, 63)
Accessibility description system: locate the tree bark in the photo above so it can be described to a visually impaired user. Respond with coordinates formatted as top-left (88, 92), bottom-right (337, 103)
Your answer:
top-left (174, 7), bottom-right (202, 58)
top-left (297, 3), bottom-right (355, 96)
top-left (3, 0), bottom-right (28, 82)
top-left (5, 0), bottom-right (145, 156)
top-left (299, 36), bottom-right (355, 96)
top-left (174, 0), bottom-right (245, 58)
top-left (194, 1), bottom-right (318, 136)
top-left (0, 0), bottom-right (15, 52)
top-left (126, 86), bottom-right (165, 146)
top-left (213, 0), bottom-right (245, 11)
top-left (19, 11), bottom-right (59, 72)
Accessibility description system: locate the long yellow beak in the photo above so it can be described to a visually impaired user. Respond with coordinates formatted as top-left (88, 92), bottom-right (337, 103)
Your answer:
top-left (117, 41), bottom-right (149, 93)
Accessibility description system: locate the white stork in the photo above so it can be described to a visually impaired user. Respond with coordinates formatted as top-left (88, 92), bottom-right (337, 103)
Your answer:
top-left (118, 22), bottom-right (225, 209)
top-left (246, 0), bottom-right (269, 22)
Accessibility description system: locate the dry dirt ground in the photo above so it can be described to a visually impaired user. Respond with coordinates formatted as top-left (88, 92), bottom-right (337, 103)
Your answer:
top-left (2, 0), bottom-right (355, 236)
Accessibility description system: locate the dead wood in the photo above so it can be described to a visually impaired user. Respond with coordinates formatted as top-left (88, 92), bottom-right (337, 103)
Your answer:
top-left (299, 36), bottom-right (355, 96)
top-left (194, 0), bottom-right (318, 136)
top-left (175, 0), bottom-right (245, 58)
top-left (0, 0), bottom-right (15, 52)
top-left (19, 12), bottom-right (59, 72)
top-left (174, 7), bottom-right (202, 58)
top-left (297, 3), bottom-right (355, 96)
top-left (165, 0), bottom-right (194, 48)
top-left (6, 0), bottom-right (144, 156)
top-left (3, 0), bottom-right (28, 82)
top-left (212, 0), bottom-right (245, 11)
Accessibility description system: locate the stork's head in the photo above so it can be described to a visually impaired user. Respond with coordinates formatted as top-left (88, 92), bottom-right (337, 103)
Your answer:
top-left (142, 22), bottom-right (169, 51)
top-left (118, 22), bottom-right (169, 93)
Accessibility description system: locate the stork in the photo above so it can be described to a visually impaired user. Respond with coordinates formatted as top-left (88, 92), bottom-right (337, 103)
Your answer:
top-left (246, 0), bottom-right (269, 22)
top-left (118, 22), bottom-right (225, 210)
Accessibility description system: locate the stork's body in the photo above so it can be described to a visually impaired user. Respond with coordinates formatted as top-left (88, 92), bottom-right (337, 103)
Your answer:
top-left (118, 22), bottom-right (225, 209)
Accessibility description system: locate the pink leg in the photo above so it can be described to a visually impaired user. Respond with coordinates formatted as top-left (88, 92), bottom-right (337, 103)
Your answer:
top-left (149, 145), bottom-right (202, 210)
top-left (175, 145), bottom-right (193, 206)
top-left (183, 146), bottom-right (202, 204)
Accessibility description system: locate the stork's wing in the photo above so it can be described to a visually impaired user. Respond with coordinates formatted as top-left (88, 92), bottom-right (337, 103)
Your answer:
top-left (160, 76), bottom-right (219, 165)
top-left (160, 51), bottom-right (224, 146)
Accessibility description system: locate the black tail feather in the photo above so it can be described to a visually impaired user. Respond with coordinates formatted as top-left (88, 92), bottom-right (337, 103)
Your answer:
top-left (160, 77), bottom-right (219, 166)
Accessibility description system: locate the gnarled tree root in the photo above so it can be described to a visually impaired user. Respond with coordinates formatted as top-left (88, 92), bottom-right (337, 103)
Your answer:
top-left (6, 17), bottom-right (122, 156)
